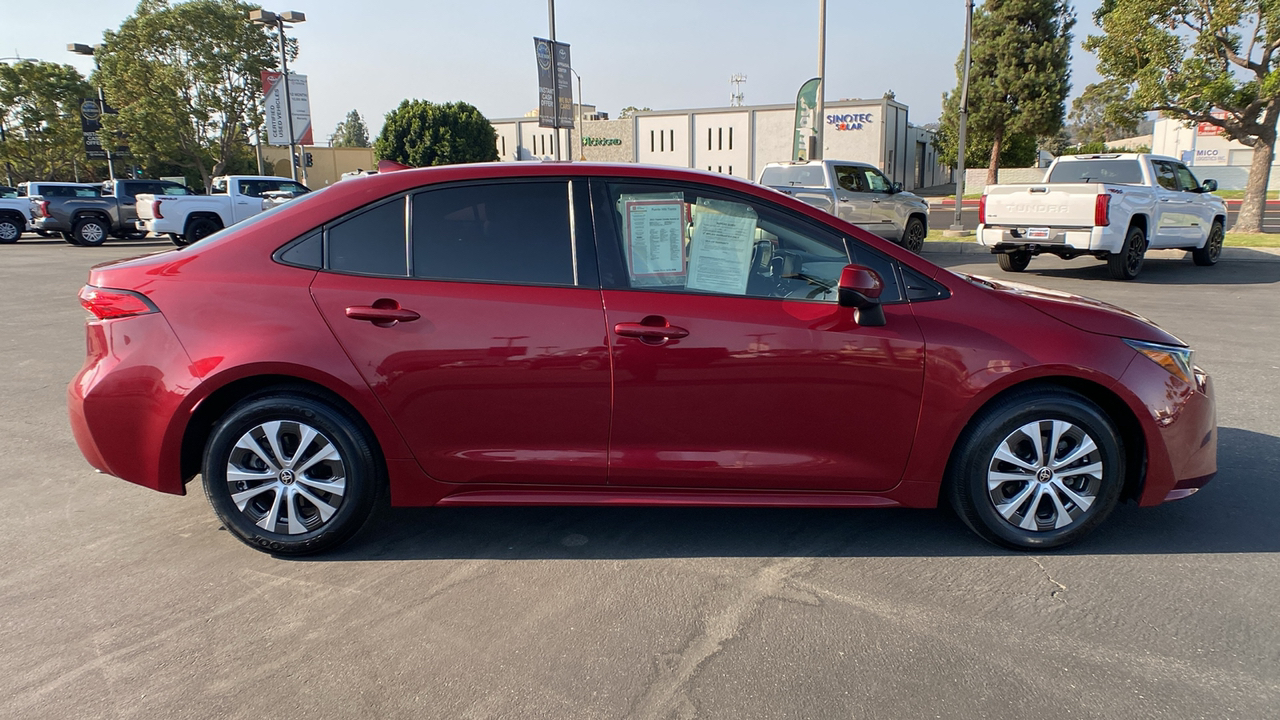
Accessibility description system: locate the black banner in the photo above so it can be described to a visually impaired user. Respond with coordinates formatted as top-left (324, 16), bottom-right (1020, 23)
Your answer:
top-left (81, 97), bottom-right (129, 159)
top-left (534, 38), bottom-right (556, 128)
top-left (554, 41), bottom-right (574, 129)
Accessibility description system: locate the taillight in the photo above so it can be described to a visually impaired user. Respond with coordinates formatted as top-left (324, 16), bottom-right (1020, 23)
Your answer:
top-left (978, 194), bottom-right (987, 225)
top-left (1095, 194), bottom-right (1111, 226)
top-left (78, 285), bottom-right (158, 320)
top-left (151, 200), bottom-right (163, 219)
top-left (38, 200), bottom-right (50, 218)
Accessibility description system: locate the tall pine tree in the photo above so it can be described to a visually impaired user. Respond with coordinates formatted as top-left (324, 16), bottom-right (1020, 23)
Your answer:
top-left (942, 0), bottom-right (1075, 184)
top-left (330, 109), bottom-right (370, 148)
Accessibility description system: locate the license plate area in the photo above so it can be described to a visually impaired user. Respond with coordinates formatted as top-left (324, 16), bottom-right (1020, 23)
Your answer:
top-left (1025, 227), bottom-right (1051, 240)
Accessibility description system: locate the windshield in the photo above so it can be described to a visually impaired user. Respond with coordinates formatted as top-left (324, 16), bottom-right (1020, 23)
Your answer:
top-left (1047, 159), bottom-right (1144, 185)
top-left (759, 165), bottom-right (826, 188)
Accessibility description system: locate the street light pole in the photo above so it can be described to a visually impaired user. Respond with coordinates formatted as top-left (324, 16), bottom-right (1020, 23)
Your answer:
top-left (814, 0), bottom-right (827, 161)
top-left (68, 43), bottom-right (114, 180)
top-left (570, 67), bottom-right (584, 161)
top-left (949, 0), bottom-right (974, 234)
top-left (250, 10), bottom-right (306, 182)
top-left (548, 0), bottom-right (560, 162)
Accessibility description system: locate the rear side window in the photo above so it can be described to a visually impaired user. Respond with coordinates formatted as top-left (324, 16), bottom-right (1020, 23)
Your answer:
top-left (326, 198), bottom-right (407, 276)
top-left (410, 182), bottom-right (574, 286)
top-left (1047, 160), bottom-right (1144, 185)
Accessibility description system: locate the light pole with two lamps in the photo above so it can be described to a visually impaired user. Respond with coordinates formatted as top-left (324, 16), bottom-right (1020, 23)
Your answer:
top-left (67, 43), bottom-right (115, 180)
top-left (249, 9), bottom-right (306, 183)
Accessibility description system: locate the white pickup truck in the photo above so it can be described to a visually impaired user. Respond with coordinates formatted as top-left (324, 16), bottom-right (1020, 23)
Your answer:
top-left (135, 175), bottom-right (310, 246)
top-left (977, 153), bottom-right (1227, 280)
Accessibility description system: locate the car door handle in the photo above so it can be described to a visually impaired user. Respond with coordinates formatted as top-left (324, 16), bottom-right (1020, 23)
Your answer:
top-left (346, 300), bottom-right (421, 326)
top-left (614, 320), bottom-right (689, 341)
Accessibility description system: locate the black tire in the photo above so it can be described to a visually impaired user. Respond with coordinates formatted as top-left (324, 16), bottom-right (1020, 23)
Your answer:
top-left (997, 249), bottom-right (1031, 272)
top-left (169, 233), bottom-right (189, 247)
top-left (946, 388), bottom-right (1125, 550)
top-left (203, 393), bottom-right (381, 555)
top-left (34, 229), bottom-right (52, 238)
top-left (0, 215), bottom-right (21, 243)
top-left (185, 217), bottom-right (221, 243)
top-left (62, 232), bottom-right (80, 245)
top-left (73, 217), bottom-right (110, 247)
top-left (1107, 225), bottom-right (1147, 280)
top-left (901, 216), bottom-right (927, 254)
top-left (1192, 220), bottom-right (1224, 266)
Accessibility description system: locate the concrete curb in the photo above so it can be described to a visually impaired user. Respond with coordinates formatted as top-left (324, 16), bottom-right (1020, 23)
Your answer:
top-left (921, 241), bottom-right (1280, 262)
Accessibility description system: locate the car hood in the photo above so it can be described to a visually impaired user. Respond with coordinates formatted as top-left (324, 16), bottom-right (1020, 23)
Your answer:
top-left (960, 274), bottom-right (1186, 346)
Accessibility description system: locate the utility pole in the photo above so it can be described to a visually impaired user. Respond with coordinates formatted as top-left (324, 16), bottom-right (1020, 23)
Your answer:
top-left (548, 0), bottom-right (560, 161)
top-left (814, 0), bottom-right (827, 161)
top-left (947, 0), bottom-right (975, 236)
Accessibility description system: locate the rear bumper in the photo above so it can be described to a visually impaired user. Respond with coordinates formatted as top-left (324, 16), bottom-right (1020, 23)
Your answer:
top-left (68, 312), bottom-right (200, 495)
top-left (33, 216), bottom-right (71, 233)
top-left (977, 224), bottom-right (1126, 254)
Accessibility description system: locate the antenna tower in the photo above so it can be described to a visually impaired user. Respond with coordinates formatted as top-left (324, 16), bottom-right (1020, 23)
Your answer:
top-left (730, 74), bottom-right (747, 106)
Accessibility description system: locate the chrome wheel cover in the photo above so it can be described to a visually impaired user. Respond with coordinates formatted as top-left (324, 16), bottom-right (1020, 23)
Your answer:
top-left (987, 420), bottom-right (1103, 532)
top-left (225, 420), bottom-right (347, 535)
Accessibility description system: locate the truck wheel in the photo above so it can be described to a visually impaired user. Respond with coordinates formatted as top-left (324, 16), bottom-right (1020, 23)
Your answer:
top-left (997, 250), bottom-right (1031, 272)
top-left (186, 217), bottom-right (222, 243)
top-left (0, 215), bottom-right (21, 243)
top-left (901, 217), bottom-right (926, 254)
top-left (62, 232), bottom-right (81, 245)
top-left (168, 233), bottom-right (189, 247)
top-left (1107, 226), bottom-right (1146, 280)
top-left (73, 217), bottom-right (109, 247)
top-left (1192, 220), bottom-right (1224, 266)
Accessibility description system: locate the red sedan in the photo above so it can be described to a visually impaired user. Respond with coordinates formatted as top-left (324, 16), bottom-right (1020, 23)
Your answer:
top-left (68, 163), bottom-right (1216, 554)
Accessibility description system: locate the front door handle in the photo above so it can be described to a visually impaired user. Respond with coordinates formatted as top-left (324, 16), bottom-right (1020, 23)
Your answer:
top-left (346, 299), bottom-right (421, 327)
top-left (614, 317), bottom-right (689, 342)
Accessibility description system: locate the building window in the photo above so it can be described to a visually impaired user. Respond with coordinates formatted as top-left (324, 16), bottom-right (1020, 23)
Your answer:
top-left (669, 129), bottom-right (675, 151)
top-left (718, 127), bottom-right (723, 150)
top-left (729, 127), bottom-right (733, 150)
top-left (707, 128), bottom-right (712, 150)
top-left (729, 165), bottom-right (733, 175)
top-left (660, 130), bottom-right (665, 152)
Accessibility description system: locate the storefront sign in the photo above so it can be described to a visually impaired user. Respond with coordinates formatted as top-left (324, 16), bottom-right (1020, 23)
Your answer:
top-left (827, 113), bottom-right (873, 131)
top-left (583, 137), bottom-right (621, 146)
top-left (1193, 147), bottom-right (1228, 166)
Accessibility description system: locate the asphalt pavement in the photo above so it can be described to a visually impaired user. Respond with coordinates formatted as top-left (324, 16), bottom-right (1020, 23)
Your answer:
top-left (2, 235), bottom-right (1277, 719)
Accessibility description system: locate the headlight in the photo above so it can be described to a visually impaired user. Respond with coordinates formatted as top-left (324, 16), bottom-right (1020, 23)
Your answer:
top-left (1124, 339), bottom-right (1195, 385)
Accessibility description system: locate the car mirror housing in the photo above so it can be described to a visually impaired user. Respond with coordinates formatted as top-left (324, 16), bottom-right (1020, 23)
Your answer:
top-left (1201, 178), bottom-right (1218, 192)
top-left (837, 264), bottom-right (886, 326)
top-left (891, 181), bottom-right (903, 194)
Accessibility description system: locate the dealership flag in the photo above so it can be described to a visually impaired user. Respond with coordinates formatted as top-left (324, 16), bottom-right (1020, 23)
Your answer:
top-left (261, 71), bottom-right (313, 145)
top-left (792, 77), bottom-right (821, 162)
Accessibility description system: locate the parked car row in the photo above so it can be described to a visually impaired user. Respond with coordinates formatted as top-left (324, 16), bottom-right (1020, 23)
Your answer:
top-left (0, 175), bottom-right (310, 246)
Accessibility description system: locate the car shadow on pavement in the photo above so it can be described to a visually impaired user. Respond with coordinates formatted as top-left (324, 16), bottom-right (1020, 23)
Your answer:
top-left (7, 236), bottom-right (172, 249)
top-left (311, 426), bottom-right (1279, 561)
top-left (976, 257), bottom-right (1280, 286)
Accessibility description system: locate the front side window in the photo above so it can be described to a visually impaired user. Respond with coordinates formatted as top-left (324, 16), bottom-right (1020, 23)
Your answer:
top-left (857, 167), bottom-right (893, 193)
top-left (834, 166), bottom-right (864, 192)
top-left (1173, 164), bottom-right (1201, 192)
top-left (326, 198), bottom-right (407, 276)
top-left (600, 181), bottom-right (902, 303)
top-left (411, 182), bottom-right (575, 286)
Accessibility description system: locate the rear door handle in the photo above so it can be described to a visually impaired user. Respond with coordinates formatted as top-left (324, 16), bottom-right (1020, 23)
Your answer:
top-left (346, 299), bottom-right (421, 327)
top-left (614, 318), bottom-right (689, 341)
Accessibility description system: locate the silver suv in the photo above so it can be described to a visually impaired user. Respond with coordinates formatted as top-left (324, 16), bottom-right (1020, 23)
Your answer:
top-left (759, 160), bottom-right (929, 253)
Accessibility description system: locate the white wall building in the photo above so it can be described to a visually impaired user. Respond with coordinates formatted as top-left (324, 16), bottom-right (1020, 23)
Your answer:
top-left (1151, 113), bottom-right (1280, 189)
top-left (490, 98), bottom-right (951, 192)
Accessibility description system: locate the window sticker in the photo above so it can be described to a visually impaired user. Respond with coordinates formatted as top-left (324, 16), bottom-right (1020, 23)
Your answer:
top-left (621, 193), bottom-right (688, 286)
top-left (686, 198), bottom-right (758, 295)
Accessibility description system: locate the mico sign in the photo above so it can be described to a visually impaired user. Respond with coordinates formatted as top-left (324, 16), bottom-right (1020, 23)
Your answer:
top-left (827, 113), bottom-right (873, 131)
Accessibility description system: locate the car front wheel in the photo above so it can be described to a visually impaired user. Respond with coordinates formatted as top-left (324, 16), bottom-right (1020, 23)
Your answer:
top-left (202, 392), bottom-right (380, 555)
top-left (947, 388), bottom-right (1124, 550)
top-left (0, 216), bottom-right (21, 243)
top-left (1192, 220), bottom-right (1224, 266)
top-left (901, 216), bottom-right (926, 254)
top-left (73, 217), bottom-right (109, 247)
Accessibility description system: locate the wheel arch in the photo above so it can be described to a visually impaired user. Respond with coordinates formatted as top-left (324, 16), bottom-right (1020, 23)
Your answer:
top-left (179, 373), bottom-right (387, 486)
top-left (1127, 213), bottom-right (1149, 236)
top-left (73, 209), bottom-right (111, 225)
top-left (942, 375), bottom-right (1147, 504)
top-left (185, 212), bottom-right (225, 232)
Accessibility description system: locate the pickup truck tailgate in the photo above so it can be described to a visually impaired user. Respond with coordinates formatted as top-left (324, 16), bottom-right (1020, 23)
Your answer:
top-left (982, 183), bottom-right (1102, 228)
top-left (134, 194), bottom-right (158, 221)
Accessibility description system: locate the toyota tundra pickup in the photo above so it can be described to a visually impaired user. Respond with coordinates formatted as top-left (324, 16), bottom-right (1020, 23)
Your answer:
top-left (135, 175), bottom-right (309, 245)
top-left (30, 178), bottom-right (193, 246)
top-left (977, 153), bottom-right (1227, 280)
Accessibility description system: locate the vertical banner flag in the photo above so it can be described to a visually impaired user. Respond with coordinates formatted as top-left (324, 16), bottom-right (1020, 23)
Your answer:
top-left (792, 77), bottom-right (821, 162)
top-left (81, 97), bottom-right (128, 159)
top-left (261, 71), bottom-right (314, 146)
top-left (555, 41), bottom-right (574, 128)
top-left (535, 38), bottom-right (556, 128)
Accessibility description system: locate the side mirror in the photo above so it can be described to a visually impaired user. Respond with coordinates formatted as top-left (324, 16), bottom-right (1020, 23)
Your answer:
top-left (1201, 178), bottom-right (1218, 193)
top-left (837, 264), bottom-right (886, 327)
top-left (890, 181), bottom-right (903, 194)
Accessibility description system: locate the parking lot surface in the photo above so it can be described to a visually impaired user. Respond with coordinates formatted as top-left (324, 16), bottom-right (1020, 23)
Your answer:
top-left (2, 236), bottom-right (1278, 719)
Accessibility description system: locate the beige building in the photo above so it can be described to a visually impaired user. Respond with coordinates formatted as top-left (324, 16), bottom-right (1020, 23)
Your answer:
top-left (259, 145), bottom-right (376, 188)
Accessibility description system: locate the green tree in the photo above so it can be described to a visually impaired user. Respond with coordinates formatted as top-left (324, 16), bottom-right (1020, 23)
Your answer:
top-left (1068, 81), bottom-right (1140, 145)
top-left (374, 100), bottom-right (498, 167)
top-left (94, 0), bottom-right (287, 190)
top-left (0, 61), bottom-right (94, 182)
top-left (1085, 1), bottom-right (1280, 232)
top-left (940, 0), bottom-right (1075, 184)
top-left (618, 106), bottom-right (651, 119)
top-left (330, 109), bottom-right (370, 147)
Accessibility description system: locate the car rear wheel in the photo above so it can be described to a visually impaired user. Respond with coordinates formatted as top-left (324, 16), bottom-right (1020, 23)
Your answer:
top-left (1107, 226), bottom-right (1146, 280)
top-left (73, 217), bottom-right (109, 247)
top-left (168, 233), bottom-right (188, 247)
top-left (0, 215), bottom-right (21, 243)
top-left (997, 250), bottom-right (1031, 272)
top-left (947, 388), bottom-right (1124, 550)
top-left (202, 393), bottom-right (380, 555)
top-left (185, 217), bottom-right (221, 243)
top-left (1192, 220), bottom-right (1224, 266)
top-left (901, 216), bottom-right (926, 254)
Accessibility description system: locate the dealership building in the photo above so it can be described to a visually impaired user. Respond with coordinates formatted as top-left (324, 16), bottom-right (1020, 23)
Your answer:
top-left (491, 97), bottom-right (952, 191)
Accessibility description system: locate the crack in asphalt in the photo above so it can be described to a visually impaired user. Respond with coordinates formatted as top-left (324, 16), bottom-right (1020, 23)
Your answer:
top-left (1031, 557), bottom-right (1068, 601)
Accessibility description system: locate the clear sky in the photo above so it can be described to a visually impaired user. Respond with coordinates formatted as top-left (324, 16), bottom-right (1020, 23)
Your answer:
top-left (3, 0), bottom-right (1107, 143)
